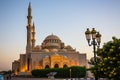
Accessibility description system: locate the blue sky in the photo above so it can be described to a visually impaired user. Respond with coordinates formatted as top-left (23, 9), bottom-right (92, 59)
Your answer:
top-left (0, 0), bottom-right (120, 71)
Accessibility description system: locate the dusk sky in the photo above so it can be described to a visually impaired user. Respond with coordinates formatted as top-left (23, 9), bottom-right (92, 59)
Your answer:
top-left (0, 0), bottom-right (120, 71)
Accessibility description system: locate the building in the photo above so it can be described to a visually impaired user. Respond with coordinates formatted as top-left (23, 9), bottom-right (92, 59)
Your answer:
top-left (12, 3), bottom-right (87, 74)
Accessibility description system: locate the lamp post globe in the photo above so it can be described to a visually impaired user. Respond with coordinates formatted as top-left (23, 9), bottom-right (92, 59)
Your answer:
top-left (91, 28), bottom-right (97, 39)
top-left (85, 28), bottom-right (91, 44)
top-left (96, 32), bottom-right (101, 46)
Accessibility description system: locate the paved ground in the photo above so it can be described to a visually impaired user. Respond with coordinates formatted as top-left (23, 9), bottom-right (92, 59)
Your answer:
top-left (5, 77), bottom-right (50, 80)
top-left (4, 77), bottom-right (106, 80)
top-left (3, 77), bottom-right (86, 80)
top-left (4, 77), bottom-right (65, 80)
top-left (4, 77), bottom-right (53, 80)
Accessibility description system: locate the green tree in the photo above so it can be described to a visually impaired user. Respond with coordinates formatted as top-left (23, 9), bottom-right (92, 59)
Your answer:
top-left (88, 56), bottom-right (101, 79)
top-left (96, 37), bottom-right (120, 79)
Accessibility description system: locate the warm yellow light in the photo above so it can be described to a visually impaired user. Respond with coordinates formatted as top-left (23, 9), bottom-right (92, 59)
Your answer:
top-left (35, 65), bottom-right (42, 69)
top-left (14, 70), bottom-right (18, 75)
top-left (20, 65), bottom-right (27, 72)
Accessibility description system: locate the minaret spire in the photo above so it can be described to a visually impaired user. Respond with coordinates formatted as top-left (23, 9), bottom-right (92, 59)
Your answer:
top-left (28, 2), bottom-right (31, 9)
top-left (31, 22), bottom-right (36, 48)
top-left (27, 2), bottom-right (32, 26)
top-left (26, 2), bottom-right (32, 53)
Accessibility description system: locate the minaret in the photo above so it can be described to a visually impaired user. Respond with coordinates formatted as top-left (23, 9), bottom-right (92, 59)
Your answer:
top-left (31, 22), bottom-right (36, 48)
top-left (26, 2), bottom-right (32, 53)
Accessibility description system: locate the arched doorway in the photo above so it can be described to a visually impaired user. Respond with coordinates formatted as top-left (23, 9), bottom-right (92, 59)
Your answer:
top-left (63, 64), bottom-right (68, 68)
top-left (54, 64), bottom-right (59, 68)
top-left (45, 65), bottom-right (50, 69)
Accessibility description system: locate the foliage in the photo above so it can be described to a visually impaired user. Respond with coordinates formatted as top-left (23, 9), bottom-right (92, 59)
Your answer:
top-left (70, 66), bottom-right (86, 78)
top-left (31, 66), bottom-right (86, 78)
top-left (89, 37), bottom-right (120, 79)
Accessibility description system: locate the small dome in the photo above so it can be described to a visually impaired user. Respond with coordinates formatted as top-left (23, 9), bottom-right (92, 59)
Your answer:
top-left (65, 45), bottom-right (73, 50)
top-left (33, 45), bottom-right (41, 51)
top-left (43, 49), bottom-right (49, 52)
top-left (60, 49), bottom-right (67, 52)
top-left (51, 49), bottom-right (58, 52)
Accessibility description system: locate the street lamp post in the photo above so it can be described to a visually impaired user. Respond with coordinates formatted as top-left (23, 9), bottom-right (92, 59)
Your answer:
top-left (70, 68), bottom-right (71, 80)
top-left (85, 28), bottom-right (101, 80)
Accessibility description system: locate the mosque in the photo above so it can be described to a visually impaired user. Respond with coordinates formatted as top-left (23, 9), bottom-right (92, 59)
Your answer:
top-left (12, 3), bottom-right (87, 75)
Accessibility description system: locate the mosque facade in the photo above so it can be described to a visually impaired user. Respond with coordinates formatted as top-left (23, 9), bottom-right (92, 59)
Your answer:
top-left (12, 3), bottom-right (87, 74)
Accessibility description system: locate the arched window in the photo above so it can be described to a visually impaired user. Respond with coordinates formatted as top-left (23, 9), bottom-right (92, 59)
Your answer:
top-left (27, 58), bottom-right (30, 71)
top-left (63, 64), bottom-right (68, 68)
top-left (17, 68), bottom-right (19, 72)
top-left (45, 65), bottom-right (50, 69)
top-left (54, 64), bottom-right (59, 68)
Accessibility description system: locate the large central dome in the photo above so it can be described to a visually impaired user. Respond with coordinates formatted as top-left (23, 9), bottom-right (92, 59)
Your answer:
top-left (41, 34), bottom-right (63, 49)
top-left (45, 34), bottom-right (60, 40)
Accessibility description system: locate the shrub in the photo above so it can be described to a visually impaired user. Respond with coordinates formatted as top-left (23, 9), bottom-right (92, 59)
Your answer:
top-left (31, 66), bottom-right (86, 78)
